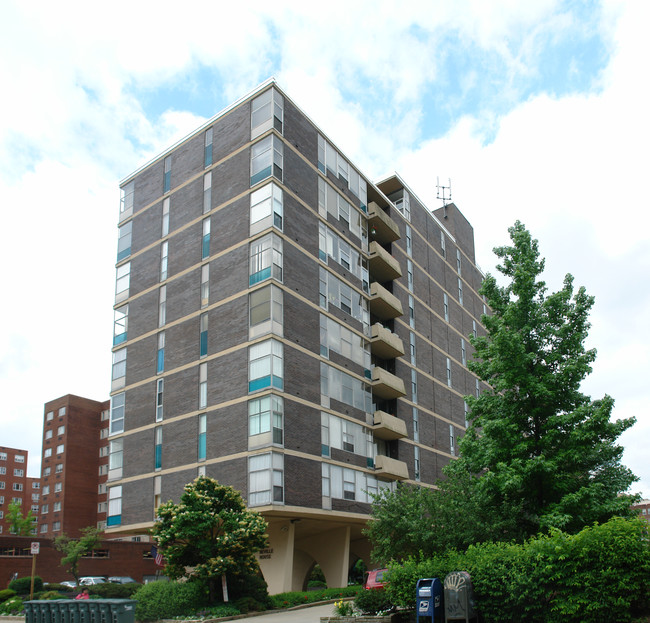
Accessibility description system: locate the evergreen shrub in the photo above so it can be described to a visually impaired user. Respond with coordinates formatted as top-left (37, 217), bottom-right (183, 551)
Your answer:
top-left (133, 580), bottom-right (208, 621)
top-left (0, 590), bottom-right (16, 603)
top-left (354, 587), bottom-right (394, 615)
top-left (8, 576), bottom-right (43, 595)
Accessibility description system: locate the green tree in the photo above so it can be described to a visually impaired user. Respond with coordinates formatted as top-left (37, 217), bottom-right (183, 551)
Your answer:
top-left (53, 526), bottom-right (103, 585)
top-left (6, 500), bottom-right (35, 535)
top-left (452, 220), bottom-right (637, 540)
top-left (151, 476), bottom-right (268, 602)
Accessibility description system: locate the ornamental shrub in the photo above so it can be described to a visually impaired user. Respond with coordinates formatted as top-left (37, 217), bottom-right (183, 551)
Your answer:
top-left (89, 582), bottom-right (140, 598)
top-left (0, 590), bottom-right (16, 604)
top-left (0, 596), bottom-right (24, 615)
top-left (133, 580), bottom-right (208, 621)
top-left (8, 576), bottom-right (43, 595)
top-left (354, 588), bottom-right (394, 615)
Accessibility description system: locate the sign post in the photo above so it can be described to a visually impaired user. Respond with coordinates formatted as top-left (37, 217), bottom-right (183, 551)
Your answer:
top-left (30, 542), bottom-right (40, 600)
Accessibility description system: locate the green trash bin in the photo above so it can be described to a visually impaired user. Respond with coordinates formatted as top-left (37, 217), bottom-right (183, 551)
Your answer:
top-left (97, 601), bottom-right (112, 623)
top-left (87, 600), bottom-right (102, 623)
top-left (107, 600), bottom-right (136, 623)
top-left (76, 600), bottom-right (92, 623)
top-left (23, 601), bottom-right (40, 623)
top-left (48, 600), bottom-right (63, 623)
top-left (34, 600), bottom-right (50, 623)
top-left (55, 600), bottom-right (72, 623)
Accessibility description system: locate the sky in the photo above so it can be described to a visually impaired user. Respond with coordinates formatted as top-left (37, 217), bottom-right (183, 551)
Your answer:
top-left (1, 0), bottom-right (648, 498)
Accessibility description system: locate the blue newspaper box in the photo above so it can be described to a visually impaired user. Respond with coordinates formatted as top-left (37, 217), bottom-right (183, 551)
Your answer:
top-left (416, 577), bottom-right (443, 622)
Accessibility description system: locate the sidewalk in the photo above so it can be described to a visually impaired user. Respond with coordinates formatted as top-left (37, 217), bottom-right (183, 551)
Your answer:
top-left (226, 602), bottom-right (335, 622)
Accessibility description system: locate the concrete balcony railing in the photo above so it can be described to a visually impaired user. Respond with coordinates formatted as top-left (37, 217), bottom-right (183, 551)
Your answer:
top-left (368, 241), bottom-right (402, 282)
top-left (371, 366), bottom-right (406, 399)
top-left (369, 282), bottom-right (403, 320)
top-left (374, 454), bottom-right (409, 481)
top-left (372, 410), bottom-right (408, 440)
top-left (368, 201), bottom-right (400, 244)
top-left (370, 323), bottom-right (405, 359)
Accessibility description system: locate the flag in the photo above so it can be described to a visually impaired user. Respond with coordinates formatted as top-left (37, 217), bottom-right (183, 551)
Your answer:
top-left (151, 545), bottom-right (164, 566)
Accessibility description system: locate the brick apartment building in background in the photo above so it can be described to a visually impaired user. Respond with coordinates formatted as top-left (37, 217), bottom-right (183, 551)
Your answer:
top-left (38, 395), bottom-right (110, 538)
top-left (105, 79), bottom-right (490, 594)
top-left (0, 447), bottom-right (39, 535)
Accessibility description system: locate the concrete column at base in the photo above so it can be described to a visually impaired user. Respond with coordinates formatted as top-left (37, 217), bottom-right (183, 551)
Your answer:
top-left (257, 521), bottom-right (295, 595)
top-left (350, 536), bottom-right (373, 570)
top-left (298, 525), bottom-right (351, 589)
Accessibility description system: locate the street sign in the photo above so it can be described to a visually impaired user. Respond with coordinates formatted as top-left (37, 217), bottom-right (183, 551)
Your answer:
top-left (30, 542), bottom-right (40, 555)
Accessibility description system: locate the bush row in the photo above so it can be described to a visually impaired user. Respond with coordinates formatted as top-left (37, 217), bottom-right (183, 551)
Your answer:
top-left (386, 516), bottom-right (650, 623)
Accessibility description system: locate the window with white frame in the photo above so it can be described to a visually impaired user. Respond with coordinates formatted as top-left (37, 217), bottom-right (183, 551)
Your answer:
top-left (53, 502), bottom-right (61, 512)
top-left (250, 182), bottom-right (283, 235)
top-left (321, 464), bottom-right (390, 507)
top-left (456, 248), bottom-right (462, 275)
top-left (198, 414), bottom-right (207, 461)
top-left (251, 87), bottom-right (284, 138)
top-left (458, 277), bottom-right (463, 306)
top-left (248, 452), bottom-right (283, 506)
top-left (46, 412), bottom-right (53, 422)
top-left (317, 135), bottom-right (367, 210)
top-left (249, 340), bottom-right (283, 392)
top-left (44, 448), bottom-right (52, 459)
top-left (107, 486), bottom-right (122, 526)
top-left (440, 231), bottom-right (446, 258)
top-left (199, 363), bottom-right (208, 409)
top-left (204, 127), bottom-right (213, 168)
top-left (160, 241), bottom-right (168, 281)
top-left (319, 314), bottom-right (371, 370)
top-left (120, 181), bottom-right (134, 221)
top-left (114, 305), bottom-right (128, 345)
top-left (443, 293), bottom-right (449, 322)
top-left (158, 286), bottom-right (166, 327)
top-left (202, 218), bottom-right (210, 260)
top-left (320, 412), bottom-right (372, 460)
top-left (115, 262), bottom-right (131, 303)
top-left (117, 221), bottom-right (132, 262)
top-left (249, 284), bottom-right (283, 339)
top-left (156, 378), bottom-right (164, 422)
top-left (200, 263), bottom-right (210, 308)
top-left (45, 430), bottom-right (52, 440)
top-left (110, 393), bottom-right (125, 435)
top-left (409, 332), bottom-right (416, 365)
top-left (162, 197), bottom-right (170, 236)
top-left (112, 348), bottom-right (126, 390)
top-left (461, 338), bottom-right (467, 366)
top-left (163, 156), bottom-right (171, 193)
top-left (54, 482), bottom-right (62, 493)
top-left (318, 223), bottom-right (368, 289)
top-left (320, 362), bottom-right (372, 412)
top-left (248, 395), bottom-right (283, 447)
top-left (249, 233), bottom-right (282, 285)
top-left (449, 424), bottom-right (456, 456)
top-left (414, 446), bottom-right (421, 481)
top-left (250, 135), bottom-right (283, 185)
top-left (446, 358), bottom-right (452, 387)
top-left (58, 408), bottom-right (65, 417)
top-left (319, 267), bottom-right (369, 328)
top-left (109, 439), bottom-right (123, 481)
top-left (317, 178), bottom-right (367, 246)
top-left (411, 368), bottom-right (418, 404)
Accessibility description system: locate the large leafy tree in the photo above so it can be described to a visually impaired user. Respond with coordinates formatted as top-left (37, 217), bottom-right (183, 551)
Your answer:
top-left (6, 500), bottom-right (35, 535)
top-left (452, 221), bottom-right (637, 539)
top-left (366, 222), bottom-right (638, 562)
top-left (53, 526), bottom-right (103, 585)
top-left (152, 476), bottom-right (268, 602)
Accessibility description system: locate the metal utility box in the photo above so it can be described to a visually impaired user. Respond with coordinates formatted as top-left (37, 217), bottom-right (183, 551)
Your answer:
top-left (444, 571), bottom-right (477, 622)
top-left (416, 577), bottom-right (443, 622)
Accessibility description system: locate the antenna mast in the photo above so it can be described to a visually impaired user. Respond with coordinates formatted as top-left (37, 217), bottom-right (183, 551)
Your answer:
top-left (436, 177), bottom-right (452, 218)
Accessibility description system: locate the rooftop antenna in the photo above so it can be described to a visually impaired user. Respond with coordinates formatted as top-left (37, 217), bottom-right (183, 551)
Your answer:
top-left (436, 177), bottom-right (452, 218)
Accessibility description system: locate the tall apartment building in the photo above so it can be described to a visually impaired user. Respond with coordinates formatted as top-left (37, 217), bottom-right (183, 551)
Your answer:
top-left (107, 80), bottom-right (488, 593)
top-left (38, 395), bottom-right (110, 538)
top-left (0, 446), bottom-right (39, 535)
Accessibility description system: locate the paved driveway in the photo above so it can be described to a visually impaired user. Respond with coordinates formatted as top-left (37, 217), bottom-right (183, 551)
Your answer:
top-left (229, 602), bottom-right (335, 622)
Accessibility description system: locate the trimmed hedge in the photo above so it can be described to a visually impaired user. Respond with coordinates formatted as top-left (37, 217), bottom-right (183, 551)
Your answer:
top-left (8, 576), bottom-right (43, 595)
top-left (133, 580), bottom-right (209, 621)
top-left (0, 590), bottom-right (16, 604)
top-left (386, 516), bottom-right (650, 623)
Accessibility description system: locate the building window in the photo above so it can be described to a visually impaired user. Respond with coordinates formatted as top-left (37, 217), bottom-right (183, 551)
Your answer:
top-left (154, 426), bottom-right (162, 470)
top-left (155, 378), bottom-right (164, 422)
top-left (201, 264), bottom-right (209, 308)
top-left (109, 439), bottom-right (123, 480)
top-left (449, 424), bottom-right (455, 456)
top-left (251, 87), bottom-right (284, 138)
top-left (160, 241), bottom-right (168, 281)
top-left (456, 248), bottom-right (462, 276)
top-left (412, 407), bottom-right (419, 442)
top-left (44, 448), bottom-right (52, 459)
top-left (163, 156), bottom-right (171, 193)
top-left (248, 452), bottom-right (283, 506)
top-left (411, 368), bottom-right (418, 404)
top-left (200, 313), bottom-right (208, 357)
top-left (319, 267), bottom-right (369, 327)
top-left (56, 444), bottom-right (64, 455)
top-left (440, 231), bottom-right (446, 258)
top-left (13, 483), bottom-right (23, 491)
top-left (461, 338), bottom-right (467, 366)
top-left (157, 286), bottom-right (167, 328)
top-left (199, 363), bottom-right (208, 409)
top-left (248, 395), bottom-right (283, 445)
top-left (320, 412), bottom-right (371, 460)
top-left (473, 320), bottom-right (477, 339)
top-left (202, 218), bottom-right (210, 259)
top-left (249, 339), bottom-right (283, 392)
top-left (320, 362), bottom-right (372, 412)
top-left (204, 127), bottom-right (213, 168)
top-left (99, 483), bottom-right (107, 494)
top-left (409, 332), bottom-right (416, 365)
top-left (318, 222), bottom-right (369, 288)
top-left (393, 190), bottom-right (411, 222)
top-left (409, 294), bottom-right (415, 328)
top-left (41, 504), bottom-right (48, 514)
top-left (446, 358), bottom-right (452, 387)
top-left (52, 521), bottom-right (61, 532)
top-left (464, 401), bottom-right (470, 428)
top-left (0, 482), bottom-right (4, 489)
top-left (107, 486), bottom-right (122, 526)
top-left (317, 177), bottom-right (368, 244)
top-left (110, 393), bottom-right (125, 435)
top-left (476, 378), bottom-right (480, 398)
top-left (320, 314), bottom-right (371, 370)
top-left (45, 430), bottom-right (52, 440)
top-left (203, 172), bottom-right (212, 214)
top-left (115, 262), bottom-right (131, 303)
top-left (414, 446), bottom-right (421, 481)
top-left (249, 233), bottom-right (282, 285)
top-left (54, 482), bottom-right (62, 493)
top-left (53, 502), bottom-right (61, 512)
top-left (117, 221), bottom-right (132, 261)
top-left (317, 136), bottom-right (367, 209)
top-left (42, 485), bottom-right (49, 495)
top-left (407, 259), bottom-right (414, 291)
top-left (46, 412), bottom-right (54, 422)
top-left (250, 135), bottom-right (283, 186)
top-left (250, 182), bottom-right (283, 235)
top-left (120, 181), bottom-right (134, 221)
top-left (113, 304), bottom-right (128, 345)
top-left (57, 408), bottom-right (65, 418)
top-left (443, 293), bottom-right (449, 322)
top-left (55, 463), bottom-right (63, 473)
top-left (112, 348), bottom-right (127, 390)
top-left (249, 284), bottom-right (283, 339)
top-left (154, 330), bottom-right (165, 373)
top-left (198, 414), bottom-right (207, 461)
top-left (458, 277), bottom-right (463, 306)
top-left (32, 482), bottom-right (40, 489)
top-left (162, 197), bottom-right (170, 237)
top-left (405, 224), bottom-right (412, 256)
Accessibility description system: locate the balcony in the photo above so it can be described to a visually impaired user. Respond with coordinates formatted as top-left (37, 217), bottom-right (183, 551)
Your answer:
top-left (372, 411), bottom-right (407, 440)
top-left (370, 323), bottom-right (404, 359)
top-left (374, 455), bottom-right (409, 481)
top-left (369, 282), bottom-right (403, 320)
top-left (368, 202), bottom-right (400, 244)
top-left (368, 241), bottom-right (402, 282)
top-left (371, 366), bottom-right (406, 399)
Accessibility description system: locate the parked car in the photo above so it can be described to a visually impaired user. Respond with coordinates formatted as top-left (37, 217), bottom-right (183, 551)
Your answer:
top-left (363, 568), bottom-right (389, 590)
top-left (79, 577), bottom-right (107, 585)
top-left (107, 576), bottom-right (137, 584)
top-left (60, 581), bottom-right (77, 588)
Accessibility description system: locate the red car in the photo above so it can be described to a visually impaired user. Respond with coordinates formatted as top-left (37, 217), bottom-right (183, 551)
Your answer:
top-left (363, 568), bottom-right (389, 590)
